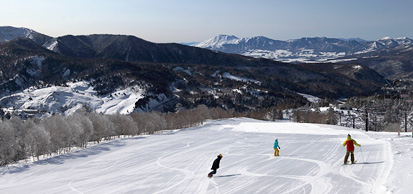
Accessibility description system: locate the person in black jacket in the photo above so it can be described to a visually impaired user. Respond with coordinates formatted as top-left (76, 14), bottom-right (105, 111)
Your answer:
top-left (208, 154), bottom-right (223, 177)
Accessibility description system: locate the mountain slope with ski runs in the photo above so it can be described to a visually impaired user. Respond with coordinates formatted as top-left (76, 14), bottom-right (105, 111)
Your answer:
top-left (1, 118), bottom-right (411, 194)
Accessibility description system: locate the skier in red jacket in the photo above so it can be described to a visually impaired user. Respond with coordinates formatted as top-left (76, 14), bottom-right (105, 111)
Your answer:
top-left (342, 134), bottom-right (361, 164)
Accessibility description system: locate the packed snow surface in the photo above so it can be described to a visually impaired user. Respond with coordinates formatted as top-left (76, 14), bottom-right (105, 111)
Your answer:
top-left (1, 118), bottom-right (412, 194)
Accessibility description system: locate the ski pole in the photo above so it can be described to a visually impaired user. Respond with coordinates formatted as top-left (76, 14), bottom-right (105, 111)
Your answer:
top-left (359, 146), bottom-right (365, 163)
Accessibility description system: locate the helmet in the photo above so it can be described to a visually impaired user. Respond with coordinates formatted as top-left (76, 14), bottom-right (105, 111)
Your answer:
top-left (218, 154), bottom-right (223, 158)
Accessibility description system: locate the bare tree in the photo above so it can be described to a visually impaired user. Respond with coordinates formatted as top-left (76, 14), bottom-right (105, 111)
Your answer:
top-left (194, 104), bottom-right (211, 124)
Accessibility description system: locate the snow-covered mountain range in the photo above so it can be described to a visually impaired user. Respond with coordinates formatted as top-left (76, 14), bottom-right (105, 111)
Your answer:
top-left (0, 26), bottom-right (389, 117)
top-left (195, 35), bottom-right (413, 63)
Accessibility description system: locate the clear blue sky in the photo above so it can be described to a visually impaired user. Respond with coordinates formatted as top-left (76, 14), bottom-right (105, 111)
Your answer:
top-left (1, 0), bottom-right (412, 43)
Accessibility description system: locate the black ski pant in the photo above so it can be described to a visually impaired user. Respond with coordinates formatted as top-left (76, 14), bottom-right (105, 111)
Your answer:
top-left (209, 169), bottom-right (217, 175)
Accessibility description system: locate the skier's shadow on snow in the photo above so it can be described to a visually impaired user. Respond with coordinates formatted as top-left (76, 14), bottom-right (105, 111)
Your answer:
top-left (354, 161), bottom-right (384, 165)
top-left (214, 174), bottom-right (241, 178)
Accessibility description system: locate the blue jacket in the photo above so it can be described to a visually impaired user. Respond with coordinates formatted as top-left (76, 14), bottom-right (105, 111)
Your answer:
top-left (273, 140), bottom-right (280, 149)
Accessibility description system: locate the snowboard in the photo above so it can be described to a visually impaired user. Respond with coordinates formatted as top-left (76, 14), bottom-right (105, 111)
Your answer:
top-left (208, 173), bottom-right (213, 178)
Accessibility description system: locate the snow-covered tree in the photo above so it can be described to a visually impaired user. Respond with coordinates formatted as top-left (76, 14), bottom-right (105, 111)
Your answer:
top-left (41, 115), bottom-right (72, 154)
top-left (108, 113), bottom-right (139, 137)
top-left (0, 120), bottom-right (17, 166)
top-left (88, 112), bottom-right (115, 142)
top-left (23, 119), bottom-right (50, 161)
top-left (66, 112), bottom-right (94, 148)
top-left (10, 117), bottom-right (27, 161)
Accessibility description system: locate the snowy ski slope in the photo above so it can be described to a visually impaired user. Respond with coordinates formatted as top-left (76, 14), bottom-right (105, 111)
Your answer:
top-left (1, 118), bottom-right (411, 194)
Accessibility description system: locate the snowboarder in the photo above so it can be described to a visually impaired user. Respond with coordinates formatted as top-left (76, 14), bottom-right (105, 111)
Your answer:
top-left (342, 134), bottom-right (361, 164)
top-left (273, 139), bottom-right (281, 156)
top-left (208, 154), bottom-right (223, 178)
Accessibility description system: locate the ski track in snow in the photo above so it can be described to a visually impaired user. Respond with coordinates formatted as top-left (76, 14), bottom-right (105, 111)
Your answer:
top-left (68, 181), bottom-right (83, 194)
top-left (0, 118), bottom-right (393, 194)
top-left (153, 142), bottom-right (196, 194)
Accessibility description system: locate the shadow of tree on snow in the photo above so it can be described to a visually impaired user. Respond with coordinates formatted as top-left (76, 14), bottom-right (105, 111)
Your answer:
top-left (1, 137), bottom-right (146, 174)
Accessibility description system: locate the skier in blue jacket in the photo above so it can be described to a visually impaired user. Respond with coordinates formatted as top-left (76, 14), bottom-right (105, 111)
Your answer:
top-left (273, 139), bottom-right (281, 156)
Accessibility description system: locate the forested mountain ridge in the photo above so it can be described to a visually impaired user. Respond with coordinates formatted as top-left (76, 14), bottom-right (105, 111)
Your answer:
top-left (339, 44), bottom-right (413, 79)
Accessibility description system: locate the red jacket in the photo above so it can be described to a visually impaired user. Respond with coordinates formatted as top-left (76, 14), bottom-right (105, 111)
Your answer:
top-left (343, 137), bottom-right (360, 151)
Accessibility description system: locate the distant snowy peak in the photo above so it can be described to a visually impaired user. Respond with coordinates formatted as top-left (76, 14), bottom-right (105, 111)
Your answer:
top-left (196, 34), bottom-right (413, 63)
top-left (357, 37), bottom-right (413, 54)
top-left (0, 26), bottom-right (52, 45)
top-left (375, 36), bottom-right (413, 46)
top-left (195, 35), bottom-right (280, 49)
top-left (380, 36), bottom-right (392, 40)
top-left (339, 37), bottom-right (366, 42)
top-left (195, 35), bottom-right (240, 49)
top-left (0, 26), bottom-right (34, 42)
top-left (241, 36), bottom-right (281, 46)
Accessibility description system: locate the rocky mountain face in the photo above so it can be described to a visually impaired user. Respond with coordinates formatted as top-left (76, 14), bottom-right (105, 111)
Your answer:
top-left (0, 27), bottom-right (387, 116)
